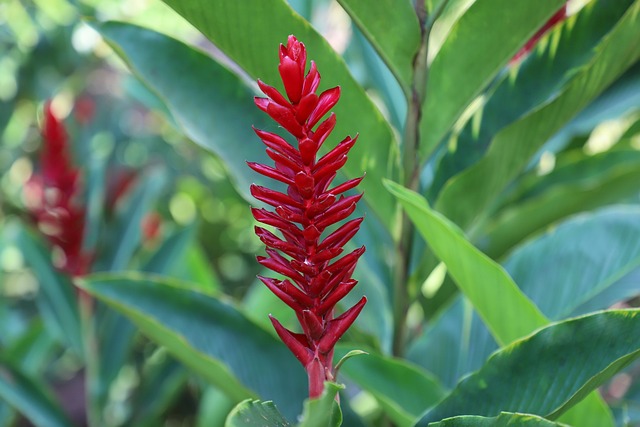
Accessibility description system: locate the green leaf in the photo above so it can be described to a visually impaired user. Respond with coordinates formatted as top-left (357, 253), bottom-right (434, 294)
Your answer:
top-left (429, 0), bottom-right (636, 199)
top-left (225, 400), bottom-right (291, 427)
top-left (435, 1), bottom-right (640, 230)
top-left (417, 310), bottom-right (640, 425)
top-left (197, 387), bottom-right (237, 427)
top-left (384, 180), bottom-right (547, 345)
top-left (3, 221), bottom-right (81, 353)
top-left (143, 223), bottom-right (198, 275)
top-left (336, 347), bottom-right (445, 427)
top-left (298, 382), bottom-right (344, 427)
top-left (78, 273), bottom-right (308, 421)
top-left (157, 0), bottom-right (400, 229)
top-left (419, 0), bottom-right (566, 159)
top-left (428, 412), bottom-right (570, 426)
top-left (0, 358), bottom-right (73, 427)
top-left (336, 0), bottom-right (421, 94)
top-left (503, 206), bottom-right (640, 320)
top-left (482, 150), bottom-right (640, 258)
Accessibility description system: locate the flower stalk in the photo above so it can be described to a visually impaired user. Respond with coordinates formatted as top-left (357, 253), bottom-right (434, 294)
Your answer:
top-left (250, 35), bottom-right (366, 399)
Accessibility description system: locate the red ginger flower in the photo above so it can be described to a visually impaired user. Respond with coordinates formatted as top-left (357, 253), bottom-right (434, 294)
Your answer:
top-left (250, 35), bottom-right (367, 399)
top-left (24, 102), bottom-right (91, 277)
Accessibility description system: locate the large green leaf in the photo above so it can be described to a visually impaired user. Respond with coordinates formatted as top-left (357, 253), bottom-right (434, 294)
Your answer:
top-left (428, 412), bottom-right (569, 426)
top-left (298, 382), bottom-right (343, 427)
top-left (419, 0), bottom-right (566, 160)
top-left (482, 150), bottom-right (640, 258)
top-left (503, 206), bottom-right (640, 320)
top-left (336, 0), bottom-right (421, 94)
top-left (429, 0), bottom-right (636, 199)
top-left (336, 347), bottom-right (445, 427)
top-left (158, 0), bottom-right (400, 229)
top-left (385, 180), bottom-right (547, 345)
top-left (435, 1), bottom-right (640, 230)
top-left (0, 358), bottom-right (73, 427)
top-left (417, 310), bottom-right (640, 425)
top-left (78, 274), bottom-right (308, 421)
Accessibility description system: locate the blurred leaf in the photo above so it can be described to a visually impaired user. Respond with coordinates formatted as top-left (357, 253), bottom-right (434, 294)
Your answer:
top-left (435, 2), bottom-right (640, 230)
top-left (336, 0), bottom-right (420, 94)
top-left (503, 206), bottom-right (640, 320)
top-left (428, 412), bottom-right (570, 426)
top-left (225, 400), bottom-right (291, 427)
top-left (429, 0), bottom-right (636, 199)
top-left (170, 243), bottom-right (221, 292)
top-left (78, 273), bottom-right (308, 421)
top-left (419, 0), bottom-right (565, 159)
top-left (298, 382), bottom-right (343, 427)
top-left (3, 221), bottom-right (81, 353)
top-left (156, 0), bottom-right (400, 229)
top-left (385, 180), bottom-right (547, 345)
top-left (336, 347), bottom-right (445, 427)
top-left (143, 223), bottom-right (197, 275)
top-left (101, 166), bottom-right (167, 271)
top-left (197, 387), bottom-right (237, 427)
top-left (0, 357), bottom-right (73, 427)
top-left (417, 310), bottom-right (640, 425)
top-left (483, 151), bottom-right (640, 258)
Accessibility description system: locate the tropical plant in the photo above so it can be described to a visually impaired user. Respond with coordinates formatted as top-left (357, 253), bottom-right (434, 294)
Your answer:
top-left (1, 0), bottom-right (640, 426)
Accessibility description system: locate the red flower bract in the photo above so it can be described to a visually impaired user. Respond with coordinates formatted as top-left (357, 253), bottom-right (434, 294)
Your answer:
top-left (24, 102), bottom-right (91, 277)
top-left (250, 35), bottom-right (366, 398)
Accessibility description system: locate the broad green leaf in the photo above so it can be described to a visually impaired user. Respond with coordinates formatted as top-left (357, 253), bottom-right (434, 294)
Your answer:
top-left (384, 180), bottom-right (547, 345)
top-left (408, 297), bottom-right (497, 390)
top-left (298, 382), bottom-right (344, 427)
top-left (429, 412), bottom-right (570, 426)
top-left (429, 0), bottom-right (636, 199)
top-left (336, 347), bottom-right (445, 427)
top-left (419, 0), bottom-right (565, 160)
top-left (158, 0), bottom-right (400, 229)
top-left (78, 274), bottom-right (308, 421)
top-left (336, 0), bottom-right (421, 94)
top-left (0, 358), bottom-right (73, 427)
top-left (435, 1), bottom-right (640, 230)
top-left (197, 387), bottom-right (237, 427)
top-left (225, 400), bottom-right (291, 427)
top-left (482, 151), bottom-right (640, 258)
top-left (417, 310), bottom-right (640, 425)
top-left (503, 206), bottom-right (640, 320)
top-left (3, 221), bottom-right (81, 353)
top-left (94, 21), bottom-right (272, 201)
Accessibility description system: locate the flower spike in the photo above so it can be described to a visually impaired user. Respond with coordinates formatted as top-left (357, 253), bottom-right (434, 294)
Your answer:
top-left (250, 35), bottom-right (366, 398)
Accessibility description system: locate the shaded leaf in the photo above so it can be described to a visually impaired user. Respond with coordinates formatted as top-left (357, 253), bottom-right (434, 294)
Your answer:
top-left (428, 412), bottom-right (570, 426)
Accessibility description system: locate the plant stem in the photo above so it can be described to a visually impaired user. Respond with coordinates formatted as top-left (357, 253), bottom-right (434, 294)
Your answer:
top-left (392, 1), bottom-right (430, 357)
top-left (78, 286), bottom-right (101, 427)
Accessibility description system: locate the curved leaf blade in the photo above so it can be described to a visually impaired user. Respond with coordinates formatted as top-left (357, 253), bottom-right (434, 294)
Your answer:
top-left (417, 310), bottom-right (640, 425)
top-left (385, 180), bottom-right (547, 345)
top-left (419, 0), bottom-right (565, 159)
top-left (435, 1), bottom-right (640, 230)
top-left (336, 0), bottom-right (421, 94)
top-left (225, 400), bottom-right (291, 427)
top-left (78, 274), bottom-right (308, 421)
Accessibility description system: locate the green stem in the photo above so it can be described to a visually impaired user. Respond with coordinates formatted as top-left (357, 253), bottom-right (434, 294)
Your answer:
top-left (78, 286), bottom-right (101, 427)
top-left (392, 1), bottom-right (430, 357)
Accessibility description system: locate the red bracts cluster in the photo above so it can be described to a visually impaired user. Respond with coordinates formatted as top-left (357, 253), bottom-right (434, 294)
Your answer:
top-left (250, 35), bottom-right (366, 398)
top-left (24, 102), bottom-right (91, 277)
top-left (512, 5), bottom-right (568, 63)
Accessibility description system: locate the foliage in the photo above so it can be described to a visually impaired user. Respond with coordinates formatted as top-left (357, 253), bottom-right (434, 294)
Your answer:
top-left (0, 0), bottom-right (639, 426)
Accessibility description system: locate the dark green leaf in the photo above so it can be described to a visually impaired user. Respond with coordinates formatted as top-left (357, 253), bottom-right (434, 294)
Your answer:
top-left (78, 274), bottom-right (307, 420)
top-left (225, 399), bottom-right (291, 427)
top-left (428, 412), bottom-right (570, 426)
top-left (419, 0), bottom-right (566, 159)
top-left (417, 310), bottom-right (640, 425)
